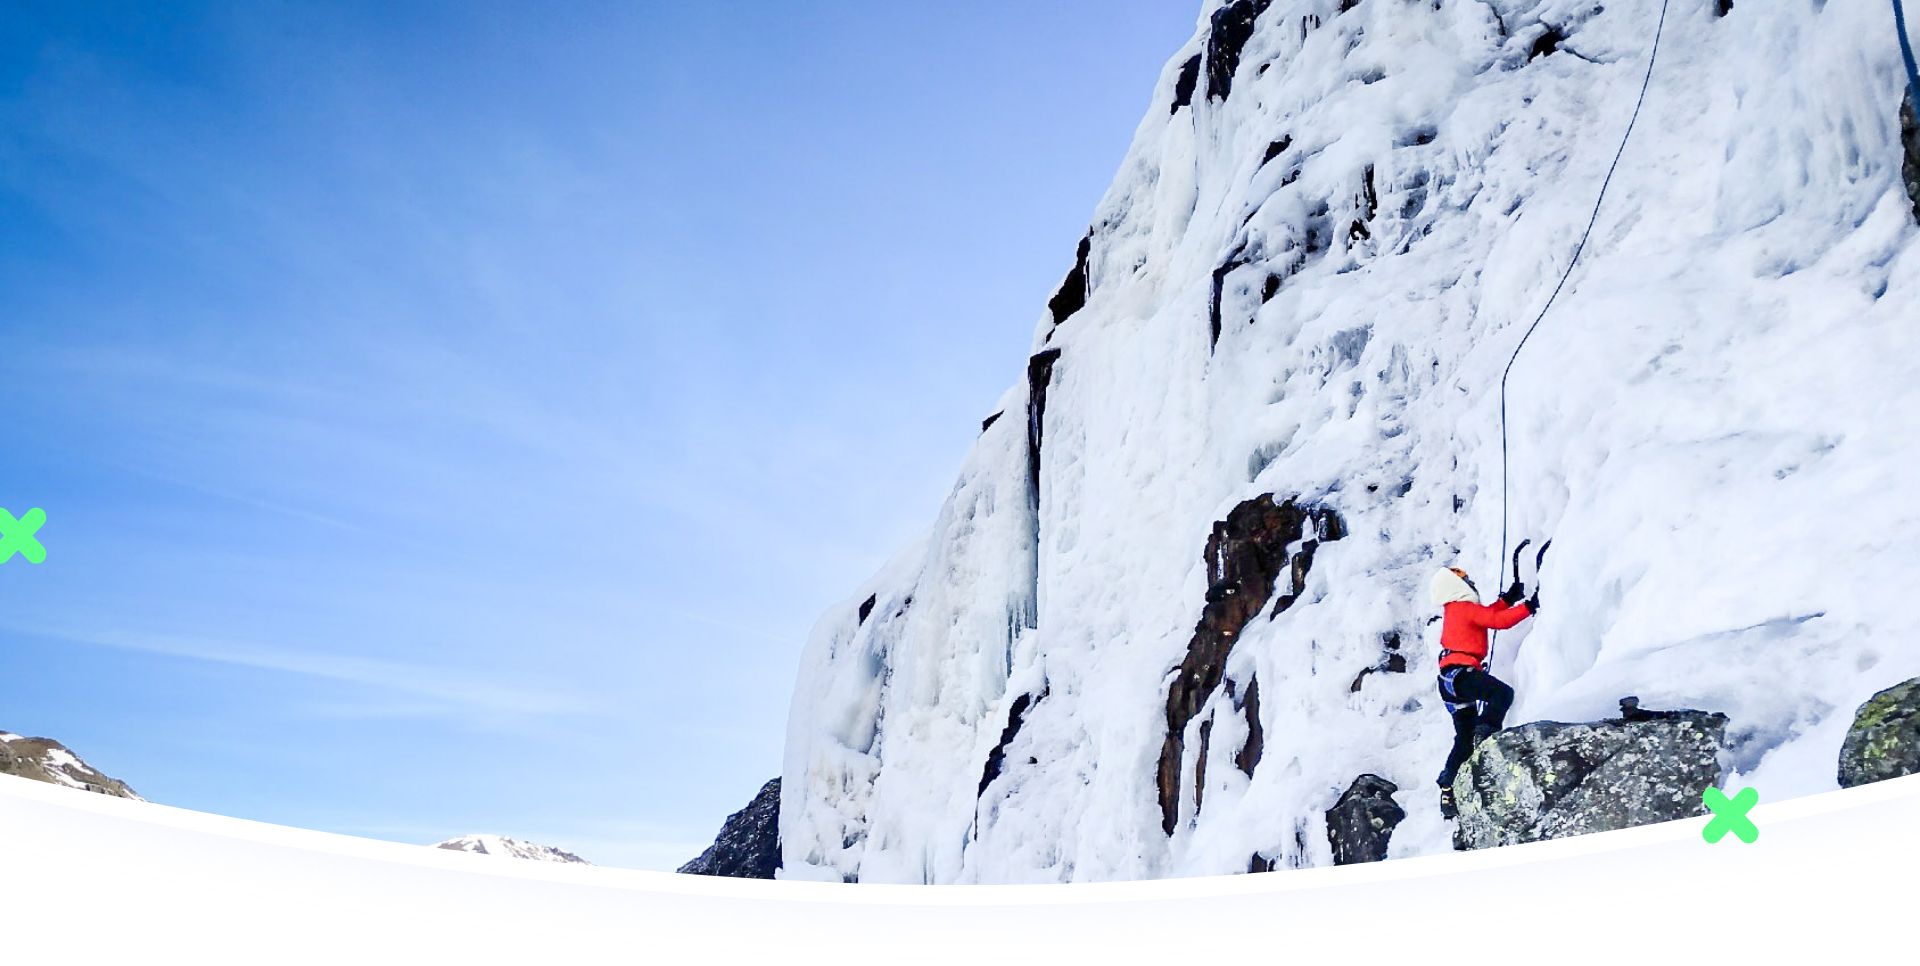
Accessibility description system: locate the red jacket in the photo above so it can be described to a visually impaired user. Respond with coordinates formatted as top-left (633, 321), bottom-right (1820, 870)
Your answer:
top-left (1438, 600), bottom-right (1533, 669)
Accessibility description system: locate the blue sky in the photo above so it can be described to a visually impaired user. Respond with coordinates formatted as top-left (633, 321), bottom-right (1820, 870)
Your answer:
top-left (0, 1), bottom-right (1196, 868)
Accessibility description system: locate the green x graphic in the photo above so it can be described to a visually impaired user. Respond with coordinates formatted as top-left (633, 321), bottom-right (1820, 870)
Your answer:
top-left (0, 508), bottom-right (46, 564)
top-left (1702, 786), bottom-right (1758, 844)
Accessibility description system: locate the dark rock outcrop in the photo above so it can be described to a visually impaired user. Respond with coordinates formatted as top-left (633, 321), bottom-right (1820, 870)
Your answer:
top-left (1026, 349), bottom-right (1064, 513)
top-left (1232, 675), bottom-right (1263, 776)
top-left (1046, 233), bottom-right (1093, 325)
top-left (1171, 54), bottom-right (1202, 115)
top-left (1156, 494), bottom-right (1343, 834)
top-left (1349, 632), bottom-right (1407, 693)
top-left (979, 688), bottom-right (1045, 796)
top-left (1325, 774), bottom-right (1405, 865)
top-left (1265, 507), bottom-right (1344, 620)
top-left (680, 778), bottom-right (782, 879)
top-left (1209, 243), bottom-right (1253, 347)
top-left (0, 731), bottom-right (141, 799)
top-left (1838, 675), bottom-right (1920, 788)
top-left (1528, 24), bottom-right (1564, 62)
top-left (1206, 0), bottom-right (1274, 103)
top-left (1349, 164), bottom-right (1377, 245)
top-left (1453, 699), bottom-right (1726, 850)
top-left (1902, 90), bottom-right (1920, 223)
top-left (1260, 273), bottom-right (1282, 303)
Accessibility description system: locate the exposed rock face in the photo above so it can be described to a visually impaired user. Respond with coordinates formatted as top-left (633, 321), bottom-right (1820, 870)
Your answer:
top-left (1325, 774), bottom-right (1404, 865)
top-left (1349, 633), bottom-right (1407, 693)
top-left (1156, 494), bottom-right (1342, 834)
top-left (1838, 676), bottom-right (1920, 788)
top-left (1205, 0), bottom-right (1273, 103)
top-left (680, 778), bottom-right (782, 879)
top-left (1026, 349), bottom-right (1064, 510)
top-left (1527, 23), bottom-right (1564, 62)
top-left (1453, 699), bottom-right (1726, 851)
top-left (1171, 53), bottom-right (1202, 114)
top-left (1045, 233), bottom-right (1092, 325)
top-left (0, 732), bottom-right (141, 800)
top-left (1232, 676), bottom-right (1262, 776)
top-left (1903, 90), bottom-right (1920, 222)
top-left (434, 834), bottom-right (590, 865)
top-left (979, 689), bottom-right (1044, 797)
top-left (1208, 244), bottom-right (1253, 347)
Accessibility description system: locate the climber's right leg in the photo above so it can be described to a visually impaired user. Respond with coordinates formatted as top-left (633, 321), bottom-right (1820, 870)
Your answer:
top-left (1437, 701), bottom-right (1477, 818)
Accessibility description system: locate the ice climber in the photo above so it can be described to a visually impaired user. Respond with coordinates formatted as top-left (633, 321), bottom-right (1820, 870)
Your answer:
top-left (1428, 565), bottom-right (1536, 819)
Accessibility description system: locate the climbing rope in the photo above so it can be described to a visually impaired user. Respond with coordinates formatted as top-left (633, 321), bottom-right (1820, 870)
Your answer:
top-left (1491, 0), bottom-right (1672, 664)
top-left (1896, 0), bottom-right (1920, 107)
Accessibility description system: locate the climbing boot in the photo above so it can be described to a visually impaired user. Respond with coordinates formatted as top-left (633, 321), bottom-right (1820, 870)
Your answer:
top-left (1439, 786), bottom-right (1458, 820)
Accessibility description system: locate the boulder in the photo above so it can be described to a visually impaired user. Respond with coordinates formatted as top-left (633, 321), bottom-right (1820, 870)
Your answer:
top-left (1453, 698), bottom-right (1726, 850)
top-left (1838, 675), bottom-right (1920, 788)
top-left (1325, 774), bottom-right (1405, 865)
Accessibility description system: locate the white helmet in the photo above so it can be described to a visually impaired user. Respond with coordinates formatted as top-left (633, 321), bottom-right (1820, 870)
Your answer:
top-left (1429, 567), bottom-right (1479, 607)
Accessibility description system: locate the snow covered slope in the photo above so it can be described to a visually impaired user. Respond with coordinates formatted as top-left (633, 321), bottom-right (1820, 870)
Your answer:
top-left (3, 770), bottom-right (1915, 961)
top-left (434, 834), bottom-right (591, 864)
top-left (781, 0), bottom-right (1920, 883)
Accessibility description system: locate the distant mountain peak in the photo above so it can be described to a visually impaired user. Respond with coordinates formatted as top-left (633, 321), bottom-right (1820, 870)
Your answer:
top-left (0, 731), bottom-right (142, 800)
top-left (432, 834), bottom-right (590, 865)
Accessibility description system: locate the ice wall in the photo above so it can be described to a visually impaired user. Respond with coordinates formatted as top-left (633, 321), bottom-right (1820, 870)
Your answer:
top-left (781, 0), bottom-right (1920, 882)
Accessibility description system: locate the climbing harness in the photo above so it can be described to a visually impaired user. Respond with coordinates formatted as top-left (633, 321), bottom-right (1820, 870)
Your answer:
top-left (1438, 665), bottom-right (1472, 713)
top-left (1895, 0), bottom-right (1920, 107)
top-left (1492, 0), bottom-right (1673, 666)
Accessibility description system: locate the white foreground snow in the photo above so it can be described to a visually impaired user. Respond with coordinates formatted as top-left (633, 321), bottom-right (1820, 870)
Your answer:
top-left (783, 0), bottom-right (1920, 882)
top-left (2, 772), bottom-right (1913, 960)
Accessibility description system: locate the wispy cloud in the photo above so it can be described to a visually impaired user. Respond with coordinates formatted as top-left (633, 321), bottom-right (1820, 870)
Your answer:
top-left (10, 622), bottom-right (602, 720)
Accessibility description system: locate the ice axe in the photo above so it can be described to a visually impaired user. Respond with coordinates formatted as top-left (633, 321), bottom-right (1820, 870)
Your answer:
top-left (1489, 538), bottom-right (1550, 668)
top-left (1507, 539), bottom-right (1532, 592)
top-left (1505, 537), bottom-right (1552, 597)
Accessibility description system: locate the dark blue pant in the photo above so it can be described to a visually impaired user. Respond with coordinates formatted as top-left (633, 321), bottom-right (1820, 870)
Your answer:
top-left (1437, 666), bottom-right (1513, 787)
